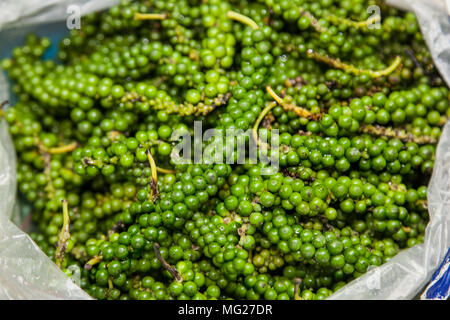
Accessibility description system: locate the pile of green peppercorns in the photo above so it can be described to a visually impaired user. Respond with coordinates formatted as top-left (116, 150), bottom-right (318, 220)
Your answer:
top-left (0, 0), bottom-right (445, 300)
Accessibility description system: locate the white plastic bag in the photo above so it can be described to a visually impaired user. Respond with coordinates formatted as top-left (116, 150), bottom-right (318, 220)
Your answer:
top-left (0, 67), bottom-right (91, 299)
top-left (329, 0), bottom-right (450, 299)
top-left (0, 0), bottom-right (118, 300)
top-left (0, 0), bottom-right (449, 300)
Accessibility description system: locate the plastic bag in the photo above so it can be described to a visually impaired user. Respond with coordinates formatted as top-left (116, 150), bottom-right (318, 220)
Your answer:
top-left (329, 0), bottom-right (450, 299)
top-left (0, 0), bottom-right (119, 300)
top-left (0, 0), bottom-right (449, 300)
top-left (329, 121), bottom-right (450, 299)
top-left (0, 0), bottom-right (119, 32)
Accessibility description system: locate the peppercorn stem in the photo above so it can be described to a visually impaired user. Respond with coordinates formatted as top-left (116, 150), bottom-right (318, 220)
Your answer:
top-left (43, 141), bottom-right (78, 155)
top-left (252, 101), bottom-right (277, 148)
top-left (84, 256), bottom-right (102, 270)
top-left (326, 14), bottom-right (381, 29)
top-left (266, 86), bottom-right (283, 105)
top-left (360, 124), bottom-right (437, 144)
top-left (147, 150), bottom-right (159, 201)
top-left (55, 199), bottom-right (71, 269)
top-left (373, 56), bottom-right (403, 77)
top-left (307, 49), bottom-right (402, 78)
top-left (153, 242), bottom-right (182, 282)
top-left (294, 278), bottom-right (302, 300)
top-left (298, 7), bottom-right (326, 33)
top-left (227, 11), bottom-right (259, 30)
top-left (134, 12), bottom-right (167, 21)
top-left (266, 85), bottom-right (321, 120)
top-left (107, 220), bottom-right (125, 238)
top-left (156, 167), bottom-right (176, 174)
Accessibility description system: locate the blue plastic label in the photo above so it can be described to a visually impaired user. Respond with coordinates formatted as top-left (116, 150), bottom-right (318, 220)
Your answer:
top-left (422, 248), bottom-right (450, 300)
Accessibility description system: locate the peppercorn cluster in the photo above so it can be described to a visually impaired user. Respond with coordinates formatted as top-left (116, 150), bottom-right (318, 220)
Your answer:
top-left (0, 0), bottom-right (446, 300)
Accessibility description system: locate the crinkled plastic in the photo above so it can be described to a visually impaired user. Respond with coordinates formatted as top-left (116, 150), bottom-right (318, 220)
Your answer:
top-left (386, 0), bottom-right (450, 87)
top-left (0, 0), bottom-right (449, 300)
top-left (0, 0), bottom-right (119, 300)
top-left (0, 0), bottom-right (119, 32)
top-left (329, 0), bottom-right (450, 300)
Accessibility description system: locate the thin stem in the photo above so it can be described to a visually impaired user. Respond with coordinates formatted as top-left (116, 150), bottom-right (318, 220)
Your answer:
top-left (107, 220), bottom-right (125, 238)
top-left (266, 85), bottom-right (321, 120)
top-left (266, 86), bottom-right (284, 105)
top-left (147, 150), bottom-right (159, 201)
top-left (82, 157), bottom-right (103, 167)
top-left (326, 14), bottom-right (381, 29)
top-left (298, 7), bottom-right (326, 33)
top-left (296, 6), bottom-right (380, 32)
top-left (307, 49), bottom-right (402, 78)
top-left (55, 199), bottom-right (71, 269)
top-left (43, 141), bottom-right (78, 155)
top-left (153, 242), bottom-right (182, 282)
top-left (360, 124), bottom-right (437, 145)
top-left (134, 13), bottom-right (167, 21)
top-left (156, 167), bottom-right (176, 174)
top-left (294, 278), bottom-right (303, 300)
top-left (84, 256), bottom-right (102, 270)
top-left (227, 11), bottom-right (259, 30)
top-left (252, 101), bottom-right (277, 148)
top-left (372, 56), bottom-right (402, 78)
top-left (108, 279), bottom-right (114, 290)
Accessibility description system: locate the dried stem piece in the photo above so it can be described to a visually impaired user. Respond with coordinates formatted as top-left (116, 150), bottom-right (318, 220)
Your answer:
top-left (108, 220), bottom-right (125, 238)
top-left (156, 167), bottom-right (176, 174)
top-left (84, 256), bottom-right (102, 270)
top-left (298, 7), bottom-right (326, 33)
top-left (294, 278), bottom-right (303, 300)
top-left (154, 242), bottom-right (182, 282)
